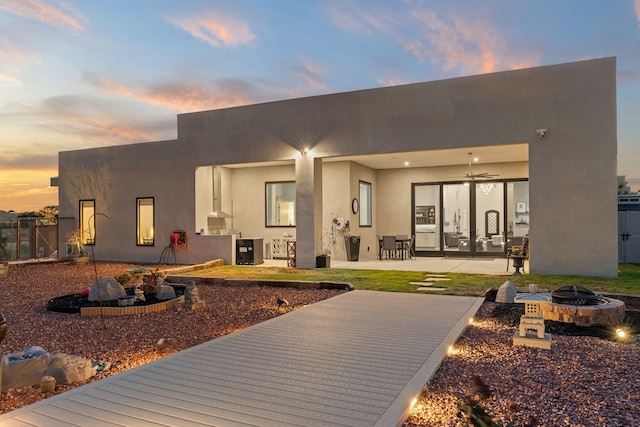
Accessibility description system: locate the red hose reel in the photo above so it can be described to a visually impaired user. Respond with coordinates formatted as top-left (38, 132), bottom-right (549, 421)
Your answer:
top-left (170, 230), bottom-right (188, 252)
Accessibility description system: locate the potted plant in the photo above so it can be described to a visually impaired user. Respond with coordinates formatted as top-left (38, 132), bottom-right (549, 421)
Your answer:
top-left (66, 229), bottom-right (89, 265)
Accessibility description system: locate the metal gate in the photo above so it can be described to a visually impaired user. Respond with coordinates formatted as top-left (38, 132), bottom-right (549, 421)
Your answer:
top-left (0, 218), bottom-right (58, 261)
top-left (618, 211), bottom-right (640, 263)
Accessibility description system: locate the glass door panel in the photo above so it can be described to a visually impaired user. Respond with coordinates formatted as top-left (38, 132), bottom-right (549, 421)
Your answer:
top-left (506, 181), bottom-right (530, 250)
top-left (414, 184), bottom-right (440, 252)
top-left (442, 183), bottom-right (470, 253)
top-left (475, 182), bottom-right (505, 255)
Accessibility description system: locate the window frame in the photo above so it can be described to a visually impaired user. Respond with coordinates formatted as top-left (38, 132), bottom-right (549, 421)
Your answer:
top-left (136, 197), bottom-right (155, 246)
top-left (265, 181), bottom-right (296, 227)
top-left (79, 199), bottom-right (95, 245)
top-left (359, 180), bottom-right (372, 227)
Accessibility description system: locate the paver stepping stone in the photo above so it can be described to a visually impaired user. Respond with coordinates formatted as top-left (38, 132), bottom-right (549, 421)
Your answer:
top-left (410, 281), bottom-right (435, 286)
top-left (423, 277), bottom-right (451, 281)
top-left (417, 286), bottom-right (447, 291)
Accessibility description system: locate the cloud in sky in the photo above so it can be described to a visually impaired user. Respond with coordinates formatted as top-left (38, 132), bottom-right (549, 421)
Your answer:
top-left (290, 61), bottom-right (327, 90)
top-left (327, 2), bottom-right (399, 35)
top-left (0, 33), bottom-right (38, 86)
top-left (0, 151), bottom-right (57, 171)
top-left (406, 9), bottom-right (539, 75)
top-left (84, 71), bottom-right (258, 112)
top-left (0, 0), bottom-right (85, 31)
top-left (167, 10), bottom-right (256, 47)
top-left (328, 2), bottom-right (539, 76)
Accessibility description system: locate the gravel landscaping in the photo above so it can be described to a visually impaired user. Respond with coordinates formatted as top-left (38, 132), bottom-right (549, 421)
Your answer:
top-left (1, 261), bottom-right (639, 426)
top-left (405, 301), bottom-right (640, 427)
top-left (0, 261), bottom-right (343, 415)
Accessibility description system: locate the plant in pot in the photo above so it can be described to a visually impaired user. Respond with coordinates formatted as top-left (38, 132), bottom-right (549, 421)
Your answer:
top-left (66, 228), bottom-right (89, 264)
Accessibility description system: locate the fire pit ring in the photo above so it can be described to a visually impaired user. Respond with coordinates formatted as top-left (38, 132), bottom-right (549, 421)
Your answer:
top-left (551, 285), bottom-right (600, 306)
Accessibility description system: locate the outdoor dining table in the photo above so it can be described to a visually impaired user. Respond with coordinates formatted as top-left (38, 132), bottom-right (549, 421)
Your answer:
top-left (378, 235), bottom-right (411, 260)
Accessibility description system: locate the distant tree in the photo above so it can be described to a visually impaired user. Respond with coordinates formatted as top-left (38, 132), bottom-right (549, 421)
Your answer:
top-left (17, 211), bottom-right (43, 218)
top-left (39, 205), bottom-right (59, 219)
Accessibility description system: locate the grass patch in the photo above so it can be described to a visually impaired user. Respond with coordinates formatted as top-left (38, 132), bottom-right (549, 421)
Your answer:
top-left (180, 264), bottom-right (640, 296)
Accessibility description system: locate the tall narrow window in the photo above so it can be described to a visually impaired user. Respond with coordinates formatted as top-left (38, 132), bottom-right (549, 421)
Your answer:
top-left (359, 181), bottom-right (372, 227)
top-left (266, 182), bottom-right (296, 227)
top-left (137, 197), bottom-right (155, 246)
top-left (79, 200), bottom-right (95, 245)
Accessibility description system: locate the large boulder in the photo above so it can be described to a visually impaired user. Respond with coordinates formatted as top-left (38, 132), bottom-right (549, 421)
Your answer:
top-left (155, 284), bottom-right (177, 301)
top-left (88, 277), bottom-right (125, 302)
top-left (1, 347), bottom-right (98, 391)
top-left (496, 281), bottom-right (517, 303)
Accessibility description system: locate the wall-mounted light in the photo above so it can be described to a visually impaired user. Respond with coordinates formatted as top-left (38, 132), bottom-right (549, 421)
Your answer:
top-left (300, 147), bottom-right (310, 156)
top-left (536, 128), bottom-right (549, 139)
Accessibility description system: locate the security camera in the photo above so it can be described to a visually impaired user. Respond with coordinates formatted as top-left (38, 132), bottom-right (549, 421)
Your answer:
top-left (536, 128), bottom-right (548, 139)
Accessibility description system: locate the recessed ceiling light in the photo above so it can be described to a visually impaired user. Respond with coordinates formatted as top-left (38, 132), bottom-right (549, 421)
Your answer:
top-left (404, 161), bottom-right (410, 166)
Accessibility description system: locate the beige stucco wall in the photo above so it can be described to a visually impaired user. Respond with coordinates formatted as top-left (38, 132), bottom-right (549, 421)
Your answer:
top-left (57, 58), bottom-right (617, 275)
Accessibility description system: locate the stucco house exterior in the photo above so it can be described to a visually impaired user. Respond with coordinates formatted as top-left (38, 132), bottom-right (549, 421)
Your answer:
top-left (56, 57), bottom-right (617, 276)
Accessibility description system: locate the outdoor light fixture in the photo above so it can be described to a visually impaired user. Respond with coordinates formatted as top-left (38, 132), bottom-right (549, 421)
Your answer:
top-left (404, 161), bottom-right (410, 166)
top-left (536, 128), bottom-right (549, 139)
top-left (410, 396), bottom-right (418, 410)
top-left (299, 147), bottom-right (309, 156)
top-left (615, 328), bottom-right (627, 339)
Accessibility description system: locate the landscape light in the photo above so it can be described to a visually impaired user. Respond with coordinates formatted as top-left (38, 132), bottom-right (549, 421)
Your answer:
top-left (410, 396), bottom-right (418, 410)
top-left (615, 328), bottom-right (627, 339)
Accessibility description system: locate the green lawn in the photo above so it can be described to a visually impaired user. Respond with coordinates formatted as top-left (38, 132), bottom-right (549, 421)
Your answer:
top-left (179, 263), bottom-right (640, 296)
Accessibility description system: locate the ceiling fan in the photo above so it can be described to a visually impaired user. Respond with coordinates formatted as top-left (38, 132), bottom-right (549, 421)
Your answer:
top-left (461, 152), bottom-right (499, 180)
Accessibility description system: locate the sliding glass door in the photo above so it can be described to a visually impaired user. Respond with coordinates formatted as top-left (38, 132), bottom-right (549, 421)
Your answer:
top-left (442, 183), bottom-right (471, 253)
top-left (413, 180), bottom-right (528, 256)
top-left (474, 182), bottom-right (505, 254)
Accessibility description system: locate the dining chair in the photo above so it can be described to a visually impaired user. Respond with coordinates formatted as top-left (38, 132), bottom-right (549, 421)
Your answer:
top-left (395, 235), bottom-right (408, 260)
top-left (382, 235), bottom-right (397, 260)
top-left (404, 235), bottom-right (416, 260)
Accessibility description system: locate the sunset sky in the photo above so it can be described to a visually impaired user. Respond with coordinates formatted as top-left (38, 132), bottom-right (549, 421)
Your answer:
top-left (1, 0), bottom-right (640, 212)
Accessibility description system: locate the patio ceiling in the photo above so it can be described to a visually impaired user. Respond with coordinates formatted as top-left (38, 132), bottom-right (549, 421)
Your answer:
top-left (224, 143), bottom-right (529, 170)
top-left (327, 143), bottom-right (529, 170)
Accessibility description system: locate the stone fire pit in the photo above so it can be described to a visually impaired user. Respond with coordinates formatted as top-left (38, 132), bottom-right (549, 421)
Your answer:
top-left (540, 285), bottom-right (626, 326)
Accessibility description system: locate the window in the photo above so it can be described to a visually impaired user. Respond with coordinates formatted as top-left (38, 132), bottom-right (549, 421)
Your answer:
top-left (359, 181), bottom-right (372, 227)
top-left (79, 200), bottom-right (95, 245)
top-left (137, 197), bottom-right (155, 246)
top-left (266, 182), bottom-right (296, 226)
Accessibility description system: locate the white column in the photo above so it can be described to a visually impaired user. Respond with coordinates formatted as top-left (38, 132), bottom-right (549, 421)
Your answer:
top-left (295, 155), bottom-right (323, 268)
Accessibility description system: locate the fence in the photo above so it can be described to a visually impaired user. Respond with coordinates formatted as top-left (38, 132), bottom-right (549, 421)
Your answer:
top-left (0, 218), bottom-right (58, 261)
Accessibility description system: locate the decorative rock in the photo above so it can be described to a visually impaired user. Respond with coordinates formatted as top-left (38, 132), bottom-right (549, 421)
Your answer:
top-left (23, 346), bottom-right (47, 358)
top-left (88, 277), bottom-right (125, 302)
top-left (496, 281), bottom-right (517, 303)
top-left (184, 280), bottom-right (200, 304)
top-left (155, 284), bottom-right (177, 301)
top-left (40, 376), bottom-right (56, 393)
top-left (485, 288), bottom-right (498, 302)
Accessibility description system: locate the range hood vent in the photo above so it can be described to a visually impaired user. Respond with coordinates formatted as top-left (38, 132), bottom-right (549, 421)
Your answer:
top-left (208, 166), bottom-right (233, 219)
